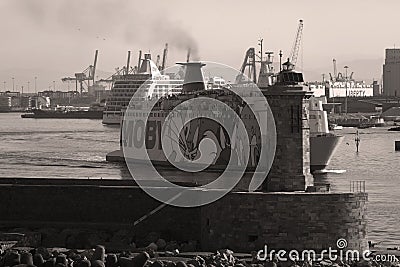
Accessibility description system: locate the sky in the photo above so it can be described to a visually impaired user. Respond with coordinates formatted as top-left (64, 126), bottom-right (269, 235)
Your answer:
top-left (0, 0), bottom-right (399, 92)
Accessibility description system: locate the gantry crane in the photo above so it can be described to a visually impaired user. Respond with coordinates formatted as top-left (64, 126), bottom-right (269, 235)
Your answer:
top-left (329, 58), bottom-right (354, 82)
top-left (61, 50), bottom-right (98, 94)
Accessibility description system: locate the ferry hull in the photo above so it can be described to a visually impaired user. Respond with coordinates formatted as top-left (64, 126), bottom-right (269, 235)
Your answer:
top-left (107, 134), bottom-right (344, 173)
top-left (310, 134), bottom-right (344, 172)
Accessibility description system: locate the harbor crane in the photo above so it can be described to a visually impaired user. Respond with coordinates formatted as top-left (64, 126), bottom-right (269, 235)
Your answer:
top-left (61, 50), bottom-right (98, 94)
top-left (329, 58), bottom-right (354, 82)
top-left (97, 44), bottom-right (169, 89)
top-left (288, 19), bottom-right (303, 69)
top-left (97, 51), bottom-right (136, 86)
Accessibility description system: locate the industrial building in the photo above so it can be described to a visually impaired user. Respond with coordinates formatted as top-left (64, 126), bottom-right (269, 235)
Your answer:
top-left (383, 48), bottom-right (400, 96)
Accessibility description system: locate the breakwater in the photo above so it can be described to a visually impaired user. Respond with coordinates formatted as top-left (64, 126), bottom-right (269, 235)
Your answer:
top-left (0, 178), bottom-right (367, 252)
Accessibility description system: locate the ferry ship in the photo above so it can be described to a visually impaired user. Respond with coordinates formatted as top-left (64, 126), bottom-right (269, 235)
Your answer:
top-left (102, 54), bottom-right (183, 125)
top-left (308, 96), bottom-right (344, 171)
top-left (107, 51), bottom-right (343, 172)
top-left (108, 61), bottom-right (272, 171)
top-left (107, 49), bottom-right (343, 171)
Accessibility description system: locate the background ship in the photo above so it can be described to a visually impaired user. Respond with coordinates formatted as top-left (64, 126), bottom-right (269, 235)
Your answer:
top-left (308, 96), bottom-right (344, 171)
top-left (21, 105), bottom-right (103, 119)
top-left (102, 47), bottom-right (183, 125)
top-left (308, 59), bottom-right (375, 98)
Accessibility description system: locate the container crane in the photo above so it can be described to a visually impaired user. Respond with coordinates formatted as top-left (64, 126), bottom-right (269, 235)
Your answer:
top-left (97, 51), bottom-right (135, 86)
top-left (288, 19), bottom-right (303, 69)
top-left (61, 50), bottom-right (98, 94)
top-left (329, 59), bottom-right (354, 82)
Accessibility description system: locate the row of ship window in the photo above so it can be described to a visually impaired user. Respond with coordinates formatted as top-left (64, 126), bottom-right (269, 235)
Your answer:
top-left (114, 85), bottom-right (173, 89)
top-left (107, 102), bottom-right (126, 107)
top-left (124, 112), bottom-right (256, 119)
top-left (111, 91), bottom-right (170, 97)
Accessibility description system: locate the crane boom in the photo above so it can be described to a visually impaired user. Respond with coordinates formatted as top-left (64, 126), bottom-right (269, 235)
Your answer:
top-left (92, 50), bottom-right (98, 84)
top-left (289, 19), bottom-right (303, 68)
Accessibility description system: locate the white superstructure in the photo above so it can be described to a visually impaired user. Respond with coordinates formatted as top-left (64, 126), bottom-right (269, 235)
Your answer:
top-left (102, 54), bottom-right (183, 125)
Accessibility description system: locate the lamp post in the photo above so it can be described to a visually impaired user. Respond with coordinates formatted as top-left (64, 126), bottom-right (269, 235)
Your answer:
top-left (53, 81), bottom-right (55, 91)
top-left (344, 66), bottom-right (349, 114)
top-left (12, 77), bottom-right (15, 92)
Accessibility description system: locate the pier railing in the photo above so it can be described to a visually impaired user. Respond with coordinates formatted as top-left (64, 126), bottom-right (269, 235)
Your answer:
top-left (350, 180), bottom-right (366, 193)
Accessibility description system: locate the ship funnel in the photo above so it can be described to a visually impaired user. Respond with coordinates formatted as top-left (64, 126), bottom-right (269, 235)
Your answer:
top-left (177, 62), bottom-right (206, 93)
top-left (139, 53), bottom-right (152, 73)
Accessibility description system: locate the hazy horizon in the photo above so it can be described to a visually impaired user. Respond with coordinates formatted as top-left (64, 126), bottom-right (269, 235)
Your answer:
top-left (0, 0), bottom-right (398, 92)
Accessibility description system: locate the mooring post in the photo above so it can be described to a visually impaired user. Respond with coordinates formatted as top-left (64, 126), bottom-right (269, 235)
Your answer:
top-left (355, 130), bottom-right (360, 152)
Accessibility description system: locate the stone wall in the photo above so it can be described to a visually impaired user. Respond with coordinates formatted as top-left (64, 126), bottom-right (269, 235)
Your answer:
top-left (200, 191), bottom-right (368, 253)
top-left (0, 181), bottom-right (201, 244)
top-left (0, 179), bottom-right (368, 252)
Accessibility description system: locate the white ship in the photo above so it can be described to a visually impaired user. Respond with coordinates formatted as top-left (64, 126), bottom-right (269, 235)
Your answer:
top-left (309, 96), bottom-right (344, 171)
top-left (308, 80), bottom-right (374, 98)
top-left (102, 53), bottom-right (183, 125)
top-left (308, 59), bottom-right (374, 98)
top-left (108, 61), bottom-right (272, 171)
top-left (106, 47), bottom-right (343, 172)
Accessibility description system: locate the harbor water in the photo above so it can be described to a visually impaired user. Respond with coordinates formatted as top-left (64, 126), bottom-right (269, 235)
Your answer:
top-left (0, 112), bottom-right (399, 247)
